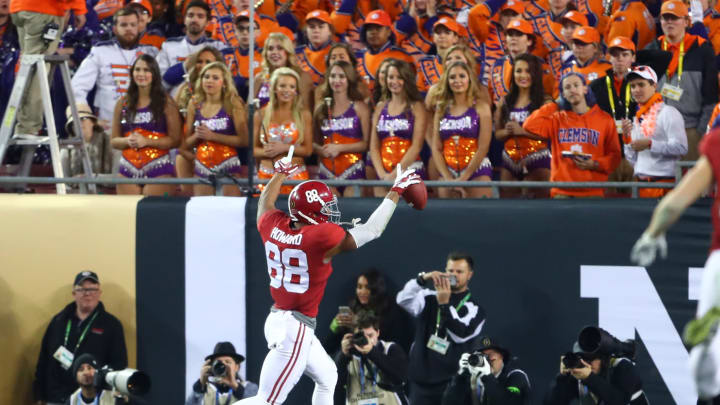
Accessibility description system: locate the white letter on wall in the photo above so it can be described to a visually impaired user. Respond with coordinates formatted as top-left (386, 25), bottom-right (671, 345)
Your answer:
top-left (581, 265), bottom-right (696, 405)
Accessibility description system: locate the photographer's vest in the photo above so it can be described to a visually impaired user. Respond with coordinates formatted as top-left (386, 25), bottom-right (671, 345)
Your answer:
top-left (346, 341), bottom-right (402, 405)
top-left (203, 383), bottom-right (239, 405)
top-left (69, 389), bottom-right (117, 405)
top-left (577, 358), bottom-right (644, 404)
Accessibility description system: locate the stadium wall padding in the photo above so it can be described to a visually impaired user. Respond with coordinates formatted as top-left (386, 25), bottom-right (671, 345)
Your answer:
top-left (244, 197), bottom-right (711, 405)
top-left (1, 195), bottom-right (712, 405)
top-left (0, 195), bottom-right (140, 404)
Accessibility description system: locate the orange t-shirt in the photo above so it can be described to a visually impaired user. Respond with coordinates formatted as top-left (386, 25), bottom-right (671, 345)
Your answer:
top-left (523, 102), bottom-right (621, 197)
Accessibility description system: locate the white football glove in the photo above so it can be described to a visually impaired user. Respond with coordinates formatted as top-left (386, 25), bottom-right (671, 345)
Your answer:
top-left (476, 357), bottom-right (492, 378)
top-left (273, 146), bottom-right (300, 176)
top-left (390, 164), bottom-right (421, 194)
top-left (458, 353), bottom-right (471, 375)
top-left (630, 232), bottom-right (668, 267)
top-left (459, 353), bottom-right (492, 379)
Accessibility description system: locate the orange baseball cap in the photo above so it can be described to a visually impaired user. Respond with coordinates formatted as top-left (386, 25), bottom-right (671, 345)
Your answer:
top-left (306, 9), bottom-right (332, 25)
top-left (364, 9), bottom-right (392, 28)
top-left (661, 0), bottom-right (688, 17)
top-left (572, 26), bottom-right (600, 44)
top-left (561, 10), bottom-right (589, 27)
top-left (607, 36), bottom-right (636, 53)
top-left (433, 16), bottom-right (466, 37)
top-left (506, 18), bottom-right (534, 36)
top-left (235, 9), bottom-right (262, 26)
top-left (129, 0), bottom-right (153, 17)
top-left (500, 0), bottom-right (524, 15)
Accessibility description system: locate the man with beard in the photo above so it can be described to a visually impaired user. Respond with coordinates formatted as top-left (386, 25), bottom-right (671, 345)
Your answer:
top-left (396, 251), bottom-right (486, 405)
top-left (523, 72), bottom-right (621, 198)
top-left (71, 7), bottom-right (157, 155)
top-left (65, 354), bottom-right (125, 405)
top-left (157, 0), bottom-right (223, 96)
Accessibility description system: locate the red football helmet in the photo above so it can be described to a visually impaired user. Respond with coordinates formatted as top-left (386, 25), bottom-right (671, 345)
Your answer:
top-left (288, 180), bottom-right (341, 225)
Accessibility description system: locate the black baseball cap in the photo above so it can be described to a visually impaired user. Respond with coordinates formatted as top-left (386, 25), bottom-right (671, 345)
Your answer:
top-left (72, 353), bottom-right (98, 377)
top-left (476, 335), bottom-right (511, 360)
top-left (74, 271), bottom-right (100, 286)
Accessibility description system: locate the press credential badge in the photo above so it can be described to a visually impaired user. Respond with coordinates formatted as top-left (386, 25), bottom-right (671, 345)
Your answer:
top-left (53, 346), bottom-right (74, 370)
top-left (660, 83), bottom-right (683, 101)
top-left (427, 333), bottom-right (449, 355)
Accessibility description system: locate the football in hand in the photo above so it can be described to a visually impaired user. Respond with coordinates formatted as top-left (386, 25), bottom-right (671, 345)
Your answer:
top-left (402, 180), bottom-right (427, 210)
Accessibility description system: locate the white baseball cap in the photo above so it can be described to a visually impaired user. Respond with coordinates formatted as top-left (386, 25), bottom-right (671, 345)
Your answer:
top-left (627, 65), bottom-right (658, 84)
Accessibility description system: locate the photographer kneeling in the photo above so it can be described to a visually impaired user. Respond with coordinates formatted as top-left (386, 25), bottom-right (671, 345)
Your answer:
top-left (335, 312), bottom-right (409, 405)
top-left (442, 336), bottom-right (531, 405)
top-left (66, 354), bottom-right (126, 405)
top-left (543, 327), bottom-right (648, 405)
top-left (186, 342), bottom-right (257, 405)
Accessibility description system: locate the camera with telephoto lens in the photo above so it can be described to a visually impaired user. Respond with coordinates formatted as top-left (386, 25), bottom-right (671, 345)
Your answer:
top-left (94, 366), bottom-right (151, 396)
top-left (578, 326), bottom-right (636, 359)
top-left (562, 352), bottom-right (584, 369)
top-left (352, 331), bottom-right (368, 347)
top-left (211, 359), bottom-right (227, 377)
top-left (467, 351), bottom-right (487, 368)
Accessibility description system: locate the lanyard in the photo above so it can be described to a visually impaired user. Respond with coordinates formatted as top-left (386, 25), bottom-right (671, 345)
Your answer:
top-left (357, 357), bottom-right (378, 394)
top-left (64, 312), bottom-right (99, 353)
top-left (435, 292), bottom-right (471, 332)
top-left (663, 38), bottom-right (685, 83)
top-left (215, 387), bottom-right (234, 405)
top-left (606, 75), bottom-right (630, 119)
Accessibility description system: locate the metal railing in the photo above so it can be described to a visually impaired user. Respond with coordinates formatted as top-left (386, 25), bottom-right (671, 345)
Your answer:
top-left (0, 160), bottom-right (696, 198)
top-left (0, 175), bottom-right (681, 198)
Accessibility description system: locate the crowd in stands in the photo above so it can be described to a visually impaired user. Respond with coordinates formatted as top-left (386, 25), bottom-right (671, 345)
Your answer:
top-left (1, 0), bottom-right (717, 198)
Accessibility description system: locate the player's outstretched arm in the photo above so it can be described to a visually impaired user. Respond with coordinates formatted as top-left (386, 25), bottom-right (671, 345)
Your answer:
top-left (257, 147), bottom-right (298, 222)
top-left (346, 165), bottom-right (421, 249)
top-left (631, 157), bottom-right (713, 266)
top-left (324, 166), bottom-right (421, 261)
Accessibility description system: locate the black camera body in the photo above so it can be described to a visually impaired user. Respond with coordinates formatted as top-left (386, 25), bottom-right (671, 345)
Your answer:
top-left (211, 359), bottom-right (227, 377)
top-left (562, 352), bottom-right (584, 369)
top-left (352, 331), bottom-right (368, 347)
top-left (467, 352), bottom-right (487, 368)
top-left (42, 22), bottom-right (60, 44)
